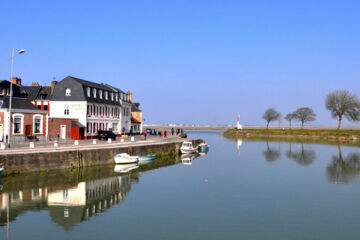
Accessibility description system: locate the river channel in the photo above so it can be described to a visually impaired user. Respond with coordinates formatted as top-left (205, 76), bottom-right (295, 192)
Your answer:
top-left (1, 131), bottom-right (360, 239)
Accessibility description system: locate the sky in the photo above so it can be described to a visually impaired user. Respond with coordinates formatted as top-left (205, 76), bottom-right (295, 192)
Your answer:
top-left (1, 0), bottom-right (360, 127)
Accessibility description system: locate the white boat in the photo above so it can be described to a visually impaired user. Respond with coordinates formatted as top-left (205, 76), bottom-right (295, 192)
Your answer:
top-left (114, 164), bottom-right (139, 173)
top-left (114, 153), bottom-right (139, 164)
top-left (180, 141), bottom-right (197, 154)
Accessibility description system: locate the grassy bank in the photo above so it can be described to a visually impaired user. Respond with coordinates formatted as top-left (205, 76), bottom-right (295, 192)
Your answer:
top-left (223, 128), bottom-right (360, 144)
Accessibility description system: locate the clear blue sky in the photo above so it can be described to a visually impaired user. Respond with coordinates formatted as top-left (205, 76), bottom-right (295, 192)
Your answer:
top-left (1, 0), bottom-right (359, 126)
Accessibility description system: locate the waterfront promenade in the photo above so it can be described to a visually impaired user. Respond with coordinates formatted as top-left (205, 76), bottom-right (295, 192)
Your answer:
top-left (0, 134), bottom-right (186, 156)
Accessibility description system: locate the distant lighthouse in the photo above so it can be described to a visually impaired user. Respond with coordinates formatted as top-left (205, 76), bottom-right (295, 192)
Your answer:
top-left (236, 114), bottom-right (243, 129)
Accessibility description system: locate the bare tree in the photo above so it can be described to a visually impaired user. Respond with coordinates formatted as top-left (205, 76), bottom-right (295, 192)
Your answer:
top-left (262, 108), bottom-right (281, 129)
top-left (285, 112), bottom-right (296, 129)
top-left (294, 107), bottom-right (316, 128)
top-left (325, 90), bottom-right (360, 129)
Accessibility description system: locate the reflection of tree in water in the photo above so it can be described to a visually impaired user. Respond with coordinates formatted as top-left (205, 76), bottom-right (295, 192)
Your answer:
top-left (286, 143), bottom-right (315, 166)
top-left (326, 145), bottom-right (360, 184)
top-left (262, 141), bottom-right (281, 162)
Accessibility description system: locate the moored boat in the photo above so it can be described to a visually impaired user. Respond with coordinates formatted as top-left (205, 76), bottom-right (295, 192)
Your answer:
top-left (0, 167), bottom-right (4, 175)
top-left (114, 153), bottom-right (139, 164)
top-left (180, 141), bottom-right (197, 154)
top-left (198, 143), bottom-right (209, 153)
top-left (139, 154), bottom-right (156, 161)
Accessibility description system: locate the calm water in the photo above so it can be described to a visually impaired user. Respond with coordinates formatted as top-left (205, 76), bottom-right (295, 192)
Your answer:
top-left (1, 131), bottom-right (360, 239)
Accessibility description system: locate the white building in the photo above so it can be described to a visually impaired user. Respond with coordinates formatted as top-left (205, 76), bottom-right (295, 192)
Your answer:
top-left (50, 76), bottom-right (132, 138)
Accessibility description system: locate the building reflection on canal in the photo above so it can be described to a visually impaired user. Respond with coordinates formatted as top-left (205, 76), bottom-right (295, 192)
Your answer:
top-left (0, 174), bottom-right (132, 230)
top-left (0, 154), bottom-right (184, 231)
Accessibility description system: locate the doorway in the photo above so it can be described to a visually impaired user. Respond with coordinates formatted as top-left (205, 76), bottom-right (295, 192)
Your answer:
top-left (60, 125), bottom-right (66, 140)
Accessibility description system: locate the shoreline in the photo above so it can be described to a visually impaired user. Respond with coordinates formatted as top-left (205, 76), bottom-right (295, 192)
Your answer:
top-left (222, 128), bottom-right (360, 146)
top-left (0, 137), bottom-right (204, 175)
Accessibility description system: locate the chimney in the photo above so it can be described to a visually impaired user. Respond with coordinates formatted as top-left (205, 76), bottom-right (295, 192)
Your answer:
top-left (31, 82), bottom-right (39, 86)
top-left (51, 81), bottom-right (58, 94)
top-left (11, 77), bottom-right (21, 86)
top-left (127, 91), bottom-right (133, 102)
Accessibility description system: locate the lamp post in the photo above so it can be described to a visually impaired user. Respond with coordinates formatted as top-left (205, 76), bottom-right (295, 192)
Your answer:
top-left (7, 48), bottom-right (25, 147)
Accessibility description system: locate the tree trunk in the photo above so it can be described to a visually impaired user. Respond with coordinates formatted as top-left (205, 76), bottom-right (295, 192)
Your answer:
top-left (301, 121), bottom-right (304, 129)
top-left (289, 121), bottom-right (292, 129)
top-left (266, 122), bottom-right (269, 129)
top-left (338, 117), bottom-right (342, 129)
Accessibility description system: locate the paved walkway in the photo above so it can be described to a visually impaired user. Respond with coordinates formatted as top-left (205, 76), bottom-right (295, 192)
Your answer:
top-left (0, 134), bottom-right (187, 155)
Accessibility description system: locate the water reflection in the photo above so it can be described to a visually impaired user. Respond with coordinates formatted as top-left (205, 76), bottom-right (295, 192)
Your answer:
top-left (262, 141), bottom-right (281, 162)
top-left (181, 153), bottom-right (200, 165)
top-left (326, 145), bottom-right (360, 184)
top-left (0, 155), bottom-right (183, 232)
top-left (286, 143), bottom-right (316, 166)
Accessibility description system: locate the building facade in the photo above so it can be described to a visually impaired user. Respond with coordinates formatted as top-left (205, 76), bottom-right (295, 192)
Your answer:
top-left (50, 76), bottom-right (132, 138)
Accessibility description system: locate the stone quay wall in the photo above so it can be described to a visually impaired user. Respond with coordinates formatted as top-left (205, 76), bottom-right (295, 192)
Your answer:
top-left (0, 139), bottom-right (203, 175)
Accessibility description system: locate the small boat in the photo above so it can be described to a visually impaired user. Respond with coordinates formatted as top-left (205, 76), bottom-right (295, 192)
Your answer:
top-left (114, 164), bottom-right (139, 173)
top-left (138, 159), bottom-right (155, 166)
top-left (114, 153), bottom-right (139, 164)
top-left (0, 167), bottom-right (4, 175)
top-left (180, 141), bottom-right (197, 154)
top-left (198, 143), bottom-right (209, 153)
top-left (139, 154), bottom-right (156, 161)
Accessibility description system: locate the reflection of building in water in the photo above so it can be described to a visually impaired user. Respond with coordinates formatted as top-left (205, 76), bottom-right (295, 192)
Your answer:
top-left (48, 175), bottom-right (132, 230)
top-left (0, 175), bottom-right (132, 230)
top-left (0, 188), bottom-right (48, 226)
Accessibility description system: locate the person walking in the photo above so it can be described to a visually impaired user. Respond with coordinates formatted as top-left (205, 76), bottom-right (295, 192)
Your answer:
top-left (144, 130), bottom-right (147, 140)
top-left (171, 128), bottom-right (175, 136)
top-left (164, 130), bottom-right (168, 138)
top-left (159, 130), bottom-right (162, 137)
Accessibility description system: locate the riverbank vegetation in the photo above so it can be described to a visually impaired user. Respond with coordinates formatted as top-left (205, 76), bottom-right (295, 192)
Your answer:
top-left (223, 128), bottom-right (360, 144)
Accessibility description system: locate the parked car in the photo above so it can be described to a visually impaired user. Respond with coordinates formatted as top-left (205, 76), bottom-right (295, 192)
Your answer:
top-left (98, 130), bottom-right (117, 140)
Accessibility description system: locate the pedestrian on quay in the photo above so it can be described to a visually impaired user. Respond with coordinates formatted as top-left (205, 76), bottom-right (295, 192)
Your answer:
top-left (144, 130), bottom-right (147, 140)
top-left (159, 130), bottom-right (162, 137)
top-left (164, 130), bottom-right (168, 137)
top-left (171, 128), bottom-right (175, 136)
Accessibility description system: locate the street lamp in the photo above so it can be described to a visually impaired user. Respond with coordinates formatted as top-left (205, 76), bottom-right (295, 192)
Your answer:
top-left (7, 48), bottom-right (25, 147)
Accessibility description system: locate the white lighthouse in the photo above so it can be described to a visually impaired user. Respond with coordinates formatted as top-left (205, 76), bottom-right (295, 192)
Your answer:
top-left (236, 114), bottom-right (243, 129)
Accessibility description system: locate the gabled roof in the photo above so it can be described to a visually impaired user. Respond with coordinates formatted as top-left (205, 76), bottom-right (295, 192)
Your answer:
top-left (19, 86), bottom-right (41, 100)
top-left (0, 97), bottom-right (44, 111)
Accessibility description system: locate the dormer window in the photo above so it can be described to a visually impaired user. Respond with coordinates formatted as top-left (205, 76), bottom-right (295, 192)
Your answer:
top-left (115, 94), bottom-right (118, 101)
top-left (93, 88), bottom-right (97, 98)
top-left (99, 90), bottom-right (103, 99)
top-left (105, 91), bottom-right (108, 100)
top-left (65, 88), bottom-right (71, 96)
top-left (111, 92), bottom-right (114, 101)
top-left (120, 93), bottom-right (123, 100)
top-left (87, 87), bottom-right (90, 97)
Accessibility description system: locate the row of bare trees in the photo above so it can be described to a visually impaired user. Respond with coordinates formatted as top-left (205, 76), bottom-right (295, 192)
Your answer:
top-left (262, 90), bottom-right (360, 129)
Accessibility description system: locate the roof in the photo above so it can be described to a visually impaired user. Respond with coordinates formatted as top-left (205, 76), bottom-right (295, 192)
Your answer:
top-left (51, 76), bottom-right (130, 106)
top-left (0, 97), bottom-right (43, 111)
top-left (19, 86), bottom-right (41, 100)
top-left (69, 76), bottom-right (115, 92)
top-left (131, 102), bottom-right (141, 112)
top-left (71, 121), bottom-right (85, 128)
top-left (20, 86), bottom-right (52, 100)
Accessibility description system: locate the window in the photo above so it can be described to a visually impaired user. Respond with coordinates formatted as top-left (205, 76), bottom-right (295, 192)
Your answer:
top-left (99, 90), bottom-right (103, 99)
top-left (115, 94), bottom-right (118, 101)
top-left (33, 115), bottom-right (43, 134)
top-left (87, 87), bottom-right (91, 97)
top-left (13, 114), bottom-right (23, 134)
top-left (65, 88), bottom-right (71, 96)
top-left (120, 93), bottom-right (123, 100)
top-left (105, 91), bottom-right (108, 100)
top-left (64, 105), bottom-right (70, 115)
top-left (93, 88), bottom-right (97, 98)
top-left (111, 92), bottom-right (114, 101)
